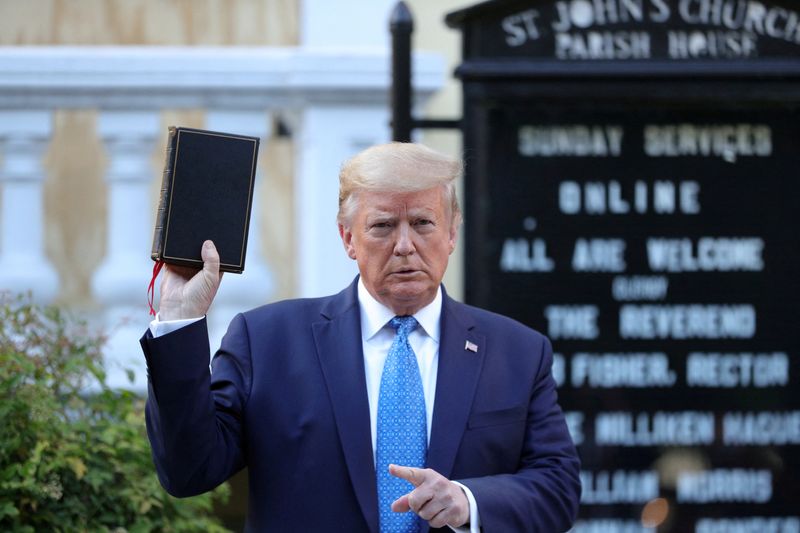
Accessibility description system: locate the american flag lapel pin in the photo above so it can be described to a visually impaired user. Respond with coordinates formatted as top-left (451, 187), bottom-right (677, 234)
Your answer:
top-left (464, 340), bottom-right (478, 353)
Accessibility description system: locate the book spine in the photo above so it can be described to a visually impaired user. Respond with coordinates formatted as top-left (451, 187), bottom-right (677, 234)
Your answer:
top-left (151, 126), bottom-right (179, 261)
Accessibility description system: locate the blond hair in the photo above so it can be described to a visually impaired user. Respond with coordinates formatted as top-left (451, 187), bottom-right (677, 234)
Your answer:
top-left (337, 142), bottom-right (462, 226)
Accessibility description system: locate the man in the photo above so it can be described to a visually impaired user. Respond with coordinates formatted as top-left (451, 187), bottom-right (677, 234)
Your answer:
top-left (141, 142), bottom-right (580, 532)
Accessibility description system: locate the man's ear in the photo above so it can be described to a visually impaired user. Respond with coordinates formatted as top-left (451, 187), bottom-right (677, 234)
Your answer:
top-left (447, 220), bottom-right (459, 255)
top-left (339, 224), bottom-right (357, 259)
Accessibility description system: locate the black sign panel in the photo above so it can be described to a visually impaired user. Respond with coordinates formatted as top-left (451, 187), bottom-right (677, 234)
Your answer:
top-left (449, 1), bottom-right (800, 530)
top-left (465, 99), bottom-right (800, 531)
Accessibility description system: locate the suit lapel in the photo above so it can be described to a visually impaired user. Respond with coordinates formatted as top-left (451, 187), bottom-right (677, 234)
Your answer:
top-left (312, 281), bottom-right (379, 533)
top-left (426, 295), bottom-right (485, 481)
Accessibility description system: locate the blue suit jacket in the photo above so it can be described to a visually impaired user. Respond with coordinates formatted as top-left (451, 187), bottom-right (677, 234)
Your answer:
top-left (141, 280), bottom-right (580, 532)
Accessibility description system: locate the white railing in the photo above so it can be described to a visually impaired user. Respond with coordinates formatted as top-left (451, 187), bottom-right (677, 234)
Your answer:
top-left (0, 46), bottom-right (445, 389)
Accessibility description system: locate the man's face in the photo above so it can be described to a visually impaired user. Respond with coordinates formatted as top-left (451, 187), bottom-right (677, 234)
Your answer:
top-left (339, 187), bottom-right (457, 316)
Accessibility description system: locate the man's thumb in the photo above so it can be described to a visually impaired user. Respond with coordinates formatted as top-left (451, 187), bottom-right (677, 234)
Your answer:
top-left (201, 240), bottom-right (220, 274)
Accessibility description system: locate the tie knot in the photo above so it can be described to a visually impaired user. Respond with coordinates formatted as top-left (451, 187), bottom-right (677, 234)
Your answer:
top-left (390, 315), bottom-right (418, 338)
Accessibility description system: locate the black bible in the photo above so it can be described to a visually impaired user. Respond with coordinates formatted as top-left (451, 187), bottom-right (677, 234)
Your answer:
top-left (150, 126), bottom-right (260, 274)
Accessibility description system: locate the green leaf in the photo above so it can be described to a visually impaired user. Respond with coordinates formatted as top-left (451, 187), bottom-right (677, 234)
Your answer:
top-left (0, 500), bottom-right (19, 519)
top-left (66, 457), bottom-right (87, 480)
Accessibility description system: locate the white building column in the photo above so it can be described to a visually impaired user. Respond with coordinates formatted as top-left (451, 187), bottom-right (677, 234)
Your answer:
top-left (205, 110), bottom-right (274, 348)
top-left (301, 0), bottom-right (394, 47)
top-left (292, 105), bottom-right (390, 297)
top-left (0, 110), bottom-right (58, 302)
top-left (92, 110), bottom-right (160, 390)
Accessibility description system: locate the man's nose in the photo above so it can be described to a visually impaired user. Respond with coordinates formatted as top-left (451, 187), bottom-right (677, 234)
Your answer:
top-left (393, 224), bottom-right (415, 256)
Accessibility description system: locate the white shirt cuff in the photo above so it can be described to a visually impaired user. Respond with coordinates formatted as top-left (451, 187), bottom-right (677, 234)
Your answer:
top-left (448, 481), bottom-right (481, 533)
top-left (149, 313), bottom-right (204, 338)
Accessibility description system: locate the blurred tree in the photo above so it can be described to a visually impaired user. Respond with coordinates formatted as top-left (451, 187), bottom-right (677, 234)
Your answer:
top-left (0, 294), bottom-right (230, 532)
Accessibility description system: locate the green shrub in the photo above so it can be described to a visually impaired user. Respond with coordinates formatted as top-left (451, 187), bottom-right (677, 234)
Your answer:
top-left (0, 295), bottom-right (230, 532)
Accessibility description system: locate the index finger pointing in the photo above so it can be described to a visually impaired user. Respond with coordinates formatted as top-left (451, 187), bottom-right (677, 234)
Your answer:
top-left (389, 464), bottom-right (427, 487)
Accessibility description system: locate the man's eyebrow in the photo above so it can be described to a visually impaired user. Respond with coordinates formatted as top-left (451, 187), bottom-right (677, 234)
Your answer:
top-left (366, 210), bottom-right (395, 219)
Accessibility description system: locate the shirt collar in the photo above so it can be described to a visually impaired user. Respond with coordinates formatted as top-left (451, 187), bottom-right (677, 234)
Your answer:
top-left (357, 278), bottom-right (442, 343)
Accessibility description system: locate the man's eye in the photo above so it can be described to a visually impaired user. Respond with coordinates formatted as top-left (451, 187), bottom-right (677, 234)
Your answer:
top-left (371, 222), bottom-right (391, 229)
top-left (415, 219), bottom-right (433, 226)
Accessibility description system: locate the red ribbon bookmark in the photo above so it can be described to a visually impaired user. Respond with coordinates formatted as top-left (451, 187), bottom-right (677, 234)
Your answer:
top-left (147, 260), bottom-right (165, 317)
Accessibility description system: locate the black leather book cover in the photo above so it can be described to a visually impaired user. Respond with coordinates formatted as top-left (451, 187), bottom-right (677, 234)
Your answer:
top-left (151, 127), bottom-right (260, 273)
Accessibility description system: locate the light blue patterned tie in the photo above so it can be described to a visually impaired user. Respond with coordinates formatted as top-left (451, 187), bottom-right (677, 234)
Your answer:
top-left (376, 316), bottom-right (427, 533)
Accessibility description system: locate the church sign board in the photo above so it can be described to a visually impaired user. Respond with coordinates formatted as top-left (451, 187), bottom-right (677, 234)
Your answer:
top-left (446, 1), bottom-right (800, 531)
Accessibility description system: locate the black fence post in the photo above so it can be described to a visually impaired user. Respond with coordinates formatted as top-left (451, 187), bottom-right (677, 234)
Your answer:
top-left (390, 1), bottom-right (413, 142)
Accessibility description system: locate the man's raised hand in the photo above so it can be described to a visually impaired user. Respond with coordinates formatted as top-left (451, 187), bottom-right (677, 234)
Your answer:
top-left (157, 240), bottom-right (223, 320)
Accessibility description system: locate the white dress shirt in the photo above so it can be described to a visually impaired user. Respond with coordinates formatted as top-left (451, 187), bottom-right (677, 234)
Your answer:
top-left (357, 279), bottom-right (440, 456)
top-left (150, 282), bottom-right (481, 531)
